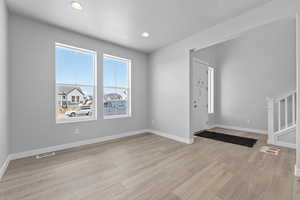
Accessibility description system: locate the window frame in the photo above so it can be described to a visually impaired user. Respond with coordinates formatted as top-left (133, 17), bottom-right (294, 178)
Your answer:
top-left (55, 42), bottom-right (98, 124)
top-left (103, 54), bottom-right (132, 120)
top-left (208, 67), bottom-right (214, 114)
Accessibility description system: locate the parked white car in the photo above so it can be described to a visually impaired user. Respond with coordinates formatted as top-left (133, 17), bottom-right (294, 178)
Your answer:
top-left (65, 106), bottom-right (92, 117)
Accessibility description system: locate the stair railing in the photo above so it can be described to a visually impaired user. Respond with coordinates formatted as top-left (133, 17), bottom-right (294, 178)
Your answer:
top-left (267, 90), bottom-right (296, 146)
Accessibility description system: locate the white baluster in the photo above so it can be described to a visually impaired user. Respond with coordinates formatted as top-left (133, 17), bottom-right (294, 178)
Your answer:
top-left (268, 91), bottom-right (296, 148)
top-left (278, 101), bottom-right (281, 131)
top-left (267, 98), bottom-right (274, 144)
top-left (285, 97), bottom-right (288, 128)
top-left (292, 92), bottom-right (296, 125)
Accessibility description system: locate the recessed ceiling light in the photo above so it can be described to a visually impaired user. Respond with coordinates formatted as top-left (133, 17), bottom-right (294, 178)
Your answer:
top-left (71, 1), bottom-right (83, 10)
top-left (141, 32), bottom-right (150, 38)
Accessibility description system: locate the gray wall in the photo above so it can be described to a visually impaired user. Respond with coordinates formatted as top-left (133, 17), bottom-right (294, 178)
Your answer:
top-left (0, 0), bottom-right (9, 168)
top-left (148, 0), bottom-right (300, 143)
top-left (216, 19), bottom-right (296, 131)
top-left (194, 19), bottom-right (296, 131)
top-left (9, 14), bottom-right (149, 153)
top-left (148, 0), bottom-right (296, 142)
top-left (149, 47), bottom-right (190, 140)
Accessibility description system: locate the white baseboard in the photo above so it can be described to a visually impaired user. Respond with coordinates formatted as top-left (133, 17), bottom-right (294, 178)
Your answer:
top-left (8, 128), bottom-right (193, 161)
top-left (267, 134), bottom-right (296, 149)
top-left (268, 139), bottom-right (296, 149)
top-left (295, 165), bottom-right (300, 177)
top-left (0, 157), bottom-right (10, 180)
top-left (213, 124), bottom-right (267, 135)
top-left (3, 128), bottom-right (191, 178)
top-left (274, 141), bottom-right (296, 149)
top-left (147, 129), bottom-right (193, 144)
top-left (267, 139), bottom-right (273, 145)
top-left (9, 129), bottom-right (148, 160)
top-left (206, 125), bottom-right (217, 129)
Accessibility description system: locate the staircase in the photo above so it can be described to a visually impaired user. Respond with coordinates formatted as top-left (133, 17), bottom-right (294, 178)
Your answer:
top-left (267, 90), bottom-right (296, 149)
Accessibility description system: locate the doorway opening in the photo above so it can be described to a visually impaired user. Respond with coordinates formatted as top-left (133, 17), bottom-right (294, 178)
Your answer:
top-left (190, 56), bottom-right (215, 134)
top-left (189, 17), bottom-right (297, 150)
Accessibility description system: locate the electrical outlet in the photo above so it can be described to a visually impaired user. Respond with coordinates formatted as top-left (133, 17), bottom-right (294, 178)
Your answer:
top-left (74, 128), bottom-right (80, 134)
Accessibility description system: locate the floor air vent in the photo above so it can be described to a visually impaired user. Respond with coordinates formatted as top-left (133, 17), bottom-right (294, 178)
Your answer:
top-left (35, 152), bottom-right (56, 159)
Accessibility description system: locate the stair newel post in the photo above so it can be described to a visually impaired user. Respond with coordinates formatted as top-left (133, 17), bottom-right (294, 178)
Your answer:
top-left (267, 97), bottom-right (275, 144)
top-left (285, 97), bottom-right (288, 129)
top-left (293, 92), bottom-right (296, 125)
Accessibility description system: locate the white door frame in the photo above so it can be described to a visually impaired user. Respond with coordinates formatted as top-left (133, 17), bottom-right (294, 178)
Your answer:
top-left (296, 13), bottom-right (300, 177)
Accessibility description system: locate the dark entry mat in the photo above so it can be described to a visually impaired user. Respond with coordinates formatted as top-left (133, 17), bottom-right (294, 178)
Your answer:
top-left (195, 131), bottom-right (257, 147)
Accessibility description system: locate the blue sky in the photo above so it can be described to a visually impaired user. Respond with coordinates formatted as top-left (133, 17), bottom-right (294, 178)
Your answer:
top-left (103, 57), bottom-right (128, 88)
top-left (56, 47), bottom-right (129, 96)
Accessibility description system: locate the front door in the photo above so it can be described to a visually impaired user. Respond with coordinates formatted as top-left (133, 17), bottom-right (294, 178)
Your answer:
top-left (191, 58), bottom-right (208, 133)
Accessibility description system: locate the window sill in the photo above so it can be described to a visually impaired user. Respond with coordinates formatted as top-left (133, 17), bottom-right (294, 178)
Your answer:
top-left (104, 115), bottom-right (131, 120)
top-left (56, 117), bottom-right (97, 124)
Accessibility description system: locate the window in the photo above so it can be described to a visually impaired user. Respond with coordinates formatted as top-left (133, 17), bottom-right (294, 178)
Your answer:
top-left (208, 67), bottom-right (214, 114)
top-left (103, 54), bottom-right (131, 119)
top-left (55, 43), bottom-right (97, 123)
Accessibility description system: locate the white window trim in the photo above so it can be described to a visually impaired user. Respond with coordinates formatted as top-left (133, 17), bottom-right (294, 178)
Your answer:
top-left (104, 115), bottom-right (131, 120)
top-left (55, 42), bottom-right (98, 124)
top-left (103, 54), bottom-right (132, 119)
top-left (208, 67), bottom-right (214, 114)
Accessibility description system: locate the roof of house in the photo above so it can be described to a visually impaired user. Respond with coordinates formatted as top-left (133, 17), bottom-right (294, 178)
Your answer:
top-left (104, 93), bottom-right (123, 101)
top-left (57, 86), bottom-right (85, 96)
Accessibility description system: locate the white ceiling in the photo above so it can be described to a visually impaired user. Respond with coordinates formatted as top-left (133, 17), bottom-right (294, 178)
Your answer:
top-left (6, 0), bottom-right (273, 53)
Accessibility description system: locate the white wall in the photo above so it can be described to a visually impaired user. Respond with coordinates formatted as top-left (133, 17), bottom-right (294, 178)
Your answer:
top-left (194, 19), bottom-right (296, 131)
top-left (0, 0), bottom-right (9, 170)
top-left (9, 14), bottom-right (149, 154)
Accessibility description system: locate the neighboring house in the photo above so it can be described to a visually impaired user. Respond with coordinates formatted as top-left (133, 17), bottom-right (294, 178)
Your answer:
top-left (83, 95), bottom-right (93, 106)
top-left (103, 93), bottom-right (123, 101)
top-left (57, 86), bottom-right (86, 108)
top-left (104, 93), bottom-right (127, 115)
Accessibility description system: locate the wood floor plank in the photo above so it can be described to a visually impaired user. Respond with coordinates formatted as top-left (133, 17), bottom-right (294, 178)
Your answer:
top-left (0, 130), bottom-right (298, 200)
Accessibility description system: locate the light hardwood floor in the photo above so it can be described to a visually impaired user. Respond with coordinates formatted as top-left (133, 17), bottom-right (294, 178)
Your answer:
top-left (294, 177), bottom-right (300, 200)
top-left (0, 128), bottom-right (298, 200)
